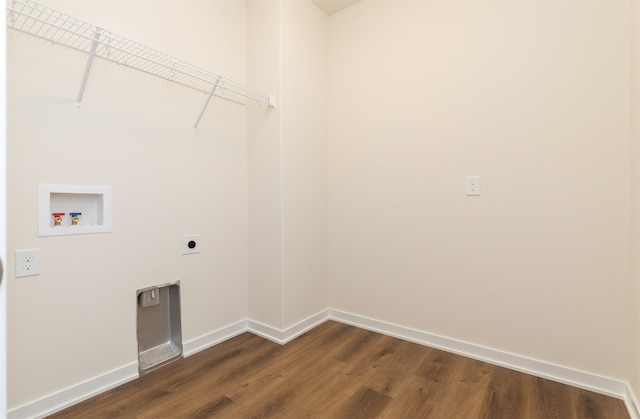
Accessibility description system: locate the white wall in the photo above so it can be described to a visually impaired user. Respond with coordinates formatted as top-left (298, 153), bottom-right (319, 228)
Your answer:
top-left (8, 0), bottom-right (328, 411)
top-left (631, 0), bottom-right (640, 407)
top-left (280, 1), bottom-right (328, 329)
top-left (248, 0), bottom-right (328, 331)
top-left (7, 0), bottom-right (249, 410)
top-left (247, 0), bottom-right (284, 329)
top-left (1, 0), bottom-right (7, 416)
top-left (328, 0), bottom-right (632, 381)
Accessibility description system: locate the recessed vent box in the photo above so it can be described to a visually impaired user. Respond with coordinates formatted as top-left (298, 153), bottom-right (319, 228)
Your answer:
top-left (136, 282), bottom-right (182, 375)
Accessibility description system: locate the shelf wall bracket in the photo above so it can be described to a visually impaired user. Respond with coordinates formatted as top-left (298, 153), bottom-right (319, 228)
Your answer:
top-left (76, 28), bottom-right (103, 108)
top-left (193, 78), bottom-right (221, 131)
top-left (9, 0), bottom-right (16, 23)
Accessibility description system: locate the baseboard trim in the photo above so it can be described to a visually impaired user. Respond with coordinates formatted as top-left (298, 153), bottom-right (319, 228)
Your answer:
top-left (182, 319), bottom-right (248, 357)
top-left (328, 309), bottom-right (627, 400)
top-left (625, 383), bottom-right (640, 419)
top-left (8, 362), bottom-right (139, 419)
top-left (279, 310), bottom-right (329, 343)
top-left (246, 318), bottom-right (284, 343)
top-left (9, 320), bottom-right (249, 419)
top-left (247, 310), bottom-right (329, 344)
top-left (9, 310), bottom-right (634, 419)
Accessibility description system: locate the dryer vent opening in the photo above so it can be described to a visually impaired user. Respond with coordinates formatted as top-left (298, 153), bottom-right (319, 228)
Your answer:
top-left (136, 282), bottom-right (182, 374)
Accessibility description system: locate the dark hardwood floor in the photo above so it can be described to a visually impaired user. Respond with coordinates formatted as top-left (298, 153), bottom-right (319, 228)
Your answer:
top-left (48, 321), bottom-right (630, 418)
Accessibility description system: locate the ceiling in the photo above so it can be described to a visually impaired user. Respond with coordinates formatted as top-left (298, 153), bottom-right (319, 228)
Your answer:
top-left (310, 0), bottom-right (362, 15)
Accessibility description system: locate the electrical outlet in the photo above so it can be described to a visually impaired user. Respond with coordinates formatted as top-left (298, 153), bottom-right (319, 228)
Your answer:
top-left (15, 249), bottom-right (40, 277)
top-left (466, 176), bottom-right (480, 196)
top-left (182, 234), bottom-right (201, 255)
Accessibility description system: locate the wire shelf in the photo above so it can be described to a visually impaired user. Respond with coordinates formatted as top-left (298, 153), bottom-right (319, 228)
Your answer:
top-left (7, 0), bottom-right (275, 124)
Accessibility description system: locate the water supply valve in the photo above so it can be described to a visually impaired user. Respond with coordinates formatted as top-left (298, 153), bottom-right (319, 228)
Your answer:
top-left (52, 212), bottom-right (65, 226)
top-left (70, 212), bottom-right (82, 226)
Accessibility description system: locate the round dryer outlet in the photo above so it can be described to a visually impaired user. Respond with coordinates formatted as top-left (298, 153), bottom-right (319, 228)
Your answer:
top-left (181, 234), bottom-right (201, 255)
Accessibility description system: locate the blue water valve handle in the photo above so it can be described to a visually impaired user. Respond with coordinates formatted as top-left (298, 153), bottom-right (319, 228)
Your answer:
top-left (70, 212), bottom-right (82, 226)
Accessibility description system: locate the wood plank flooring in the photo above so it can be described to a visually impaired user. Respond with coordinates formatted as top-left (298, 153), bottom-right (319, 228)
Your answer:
top-left (48, 321), bottom-right (630, 418)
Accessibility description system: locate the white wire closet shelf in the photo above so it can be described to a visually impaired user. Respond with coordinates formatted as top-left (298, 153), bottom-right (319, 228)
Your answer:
top-left (7, 0), bottom-right (275, 128)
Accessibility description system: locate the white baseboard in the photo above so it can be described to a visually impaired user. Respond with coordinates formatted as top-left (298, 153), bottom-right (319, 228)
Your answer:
top-left (246, 318), bottom-right (284, 343)
top-left (182, 319), bottom-right (248, 357)
top-left (9, 309), bottom-right (635, 419)
top-left (8, 362), bottom-right (139, 419)
top-left (8, 320), bottom-right (248, 419)
top-left (626, 383), bottom-right (640, 419)
top-left (329, 309), bottom-right (628, 400)
top-left (247, 309), bottom-right (329, 344)
top-left (6, 314), bottom-right (328, 419)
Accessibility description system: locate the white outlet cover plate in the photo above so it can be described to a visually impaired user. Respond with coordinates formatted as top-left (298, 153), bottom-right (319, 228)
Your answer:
top-left (182, 234), bottom-right (201, 255)
top-left (15, 249), bottom-right (40, 277)
top-left (466, 175), bottom-right (481, 196)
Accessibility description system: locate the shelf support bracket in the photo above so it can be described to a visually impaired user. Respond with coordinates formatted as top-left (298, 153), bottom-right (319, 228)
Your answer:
top-left (193, 78), bottom-right (221, 130)
top-left (76, 28), bottom-right (103, 108)
top-left (9, 0), bottom-right (16, 23)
